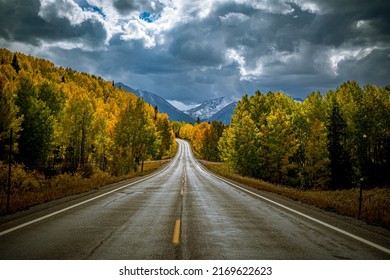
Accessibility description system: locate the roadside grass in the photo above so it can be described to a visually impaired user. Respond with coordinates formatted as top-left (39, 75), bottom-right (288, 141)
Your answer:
top-left (203, 162), bottom-right (390, 229)
top-left (0, 160), bottom-right (169, 215)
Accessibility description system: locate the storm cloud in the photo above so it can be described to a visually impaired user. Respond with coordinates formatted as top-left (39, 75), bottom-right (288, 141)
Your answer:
top-left (0, 0), bottom-right (389, 104)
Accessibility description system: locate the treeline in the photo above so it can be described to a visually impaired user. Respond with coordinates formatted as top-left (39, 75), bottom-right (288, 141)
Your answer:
top-left (175, 121), bottom-right (225, 161)
top-left (0, 48), bottom-right (175, 178)
top-left (180, 82), bottom-right (390, 190)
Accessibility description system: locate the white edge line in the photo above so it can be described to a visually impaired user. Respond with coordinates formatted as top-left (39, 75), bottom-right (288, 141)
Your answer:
top-left (0, 156), bottom-right (176, 238)
top-left (197, 161), bottom-right (390, 255)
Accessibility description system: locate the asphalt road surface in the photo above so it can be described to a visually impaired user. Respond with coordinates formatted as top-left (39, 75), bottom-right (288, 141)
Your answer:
top-left (0, 139), bottom-right (389, 259)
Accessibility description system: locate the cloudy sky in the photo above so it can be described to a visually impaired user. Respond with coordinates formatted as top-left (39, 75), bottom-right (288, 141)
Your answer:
top-left (1, 0), bottom-right (389, 108)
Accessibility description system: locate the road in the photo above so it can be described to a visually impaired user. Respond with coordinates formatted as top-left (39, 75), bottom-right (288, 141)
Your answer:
top-left (0, 139), bottom-right (389, 259)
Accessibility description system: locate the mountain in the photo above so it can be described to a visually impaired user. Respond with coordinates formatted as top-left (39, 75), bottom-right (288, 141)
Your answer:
top-left (209, 101), bottom-right (237, 125)
top-left (116, 83), bottom-right (195, 123)
top-left (184, 97), bottom-right (235, 122)
top-left (116, 82), bottom-right (238, 124)
top-left (293, 97), bottom-right (304, 102)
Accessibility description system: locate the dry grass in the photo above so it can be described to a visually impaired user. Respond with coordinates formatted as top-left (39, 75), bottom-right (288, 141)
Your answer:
top-left (0, 160), bottom-right (169, 215)
top-left (2, 157), bottom-right (388, 230)
top-left (203, 162), bottom-right (390, 229)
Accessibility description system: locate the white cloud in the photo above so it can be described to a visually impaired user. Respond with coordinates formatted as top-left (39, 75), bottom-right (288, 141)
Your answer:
top-left (356, 20), bottom-right (366, 29)
top-left (39, 0), bottom-right (102, 25)
top-left (36, 0), bottom-right (309, 50)
top-left (292, 0), bottom-right (321, 14)
top-left (3, 0), bottom-right (389, 103)
top-left (121, 19), bottom-right (157, 48)
top-left (235, 0), bottom-right (295, 14)
top-left (328, 47), bottom-right (376, 75)
top-left (354, 19), bottom-right (376, 35)
top-left (107, 0), bottom-right (197, 47)
top-left (38, 0), bottom-right (112, 47)
top-left (42, 39), bottom-right (99, 52)
top-left (219, 12), bottom-right (250, 26)
top-left (226, 48), bottom-right (263, 81)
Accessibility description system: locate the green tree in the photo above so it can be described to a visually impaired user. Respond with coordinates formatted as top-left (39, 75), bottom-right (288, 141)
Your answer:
top-left (258, 109), bottom-right (299, 184)
top-left (219, 95), bottom-right (255, 175)
top-left (302, 119), bottom-right (330, 189)
top-left (15, 78), bottom-right (54, 169)
top-left (155, 114), bottom-right (173, 159)
top-left (132, 98), bottom-right (157, 172)
top-left (171, 121), bottom-right (182, 138)
top-left (218, 126), bottom-right (234, 164)
top-left (201, 121), bottom-right (224, 161)
top-left (230, 112), bottom-right (261, 177)
top-left (114, 100), bottom-right (137, 175)
top-left (327, 101), bottom-right (352, 189)
top-left (297, 91), bottom-right (330, 189)
top-left (11, 54), bottom-right (20, 74)
top-left (38, 82), bottom-right (65, 117)
top-left (114, 98), bottom-right (157, 174)
top-left (0, 78), bottom-right (21, 161)
top-left (355, 85), bottom-right (390, 186)
top-left (61, 89), bottom-right (93, 173)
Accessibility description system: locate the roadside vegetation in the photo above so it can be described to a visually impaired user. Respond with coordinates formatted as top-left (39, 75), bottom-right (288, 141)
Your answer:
top-left (177, 81), bottom-right (390, 229)
top-left (1, 48), bottom-right (389, 228)
top-left (0, 156), bottom-right (173, 215)
top-left (203, 162), bottom-right (389, 229)
top-left (0, 48), bottom-right (176, 215)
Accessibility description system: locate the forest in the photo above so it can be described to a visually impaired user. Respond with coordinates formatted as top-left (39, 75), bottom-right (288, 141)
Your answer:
top-left (179, 82), bottom-right (390, 191)
top-left (1, 48), bottom-right (389, 217)
top-left (0, 49), bottom-right (175, 213)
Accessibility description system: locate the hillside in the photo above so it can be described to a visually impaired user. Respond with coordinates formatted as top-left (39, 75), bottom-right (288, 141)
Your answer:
top-left (184, 97), bottom-right (235, 122)
top-left (209, 101), bottom-right (237, 124)
top-left (116, 83), bottom-right (195, 123)
top-left (0, 48), bottom-right (175, 177)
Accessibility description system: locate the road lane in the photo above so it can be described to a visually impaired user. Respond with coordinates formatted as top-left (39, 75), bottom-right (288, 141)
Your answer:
top-left (178, 139), bottom-right (389, 259)
top-left (0, 141), bottom-right (186, 259)
top-left (0, 139), bottom-right (389, 259)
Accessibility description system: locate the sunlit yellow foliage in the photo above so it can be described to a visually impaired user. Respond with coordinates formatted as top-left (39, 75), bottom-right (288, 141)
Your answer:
top-left (192, 122), bottom-right (210, 154)
top-left (179, 123), bottom-right (194, 140)
top-left (0, 48), bottom-right (175, 176)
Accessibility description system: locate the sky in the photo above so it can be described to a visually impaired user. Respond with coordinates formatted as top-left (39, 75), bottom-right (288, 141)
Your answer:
top-left (0, 0), bottom-right (389, 108)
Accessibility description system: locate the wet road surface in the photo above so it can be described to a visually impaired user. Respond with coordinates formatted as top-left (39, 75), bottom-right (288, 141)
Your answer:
top-left (0, 139), bottom-right (389, 259)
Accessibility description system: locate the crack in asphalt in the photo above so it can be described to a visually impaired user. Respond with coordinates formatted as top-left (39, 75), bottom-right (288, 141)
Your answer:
top-left (85, 227), bottom-right (117, 259)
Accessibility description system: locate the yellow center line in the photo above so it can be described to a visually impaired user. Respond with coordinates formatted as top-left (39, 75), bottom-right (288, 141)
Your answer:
top-left (172, 162), bottom-right (185, 246)
top-left (172, 219), bottom-right (181, 246)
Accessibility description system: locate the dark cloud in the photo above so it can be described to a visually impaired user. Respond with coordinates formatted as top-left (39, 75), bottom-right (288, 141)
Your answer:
top-left (309, 0), bottom-right (390, 15)
top-left (168, 27), bottom-right (225, 67)
top-left (0, 0), bottom-right (46, 45)
top-left (335, 48), bottom-right (390, 85)
top-left (113, 0), bottom-right (157, 15)
top-left (113, 0), bottom-right (138, 14)
top-left (0, 0), bottom-right (107, 48)
top-left (0, 0), bottom-right (389, 104)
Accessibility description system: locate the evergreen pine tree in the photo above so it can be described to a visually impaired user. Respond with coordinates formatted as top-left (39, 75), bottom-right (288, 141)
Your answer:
top-left (11, 54), bottom-right (20, 74)
top-left (327, 102), bottom-right (352, 189)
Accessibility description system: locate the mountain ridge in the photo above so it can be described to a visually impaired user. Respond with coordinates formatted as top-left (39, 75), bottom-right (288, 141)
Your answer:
top-left (209, 101), bottom-right (237, 125)
top-left (116, 82), bottom-right (195, 123)
top-left (184, 97), bottom-right (236, 122)
top-left (116, 82), bottom-right (237, 124)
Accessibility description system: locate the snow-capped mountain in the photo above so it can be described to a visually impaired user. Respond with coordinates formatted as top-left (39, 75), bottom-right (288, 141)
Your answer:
top-left (116, 82), bottom-right (195, 123)
top-left (184, 97), bottom-right (236, 122)
top-left (115, 82), bottom-right (238, 124)
top-left (209, 101), bottom-right (237, 125)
